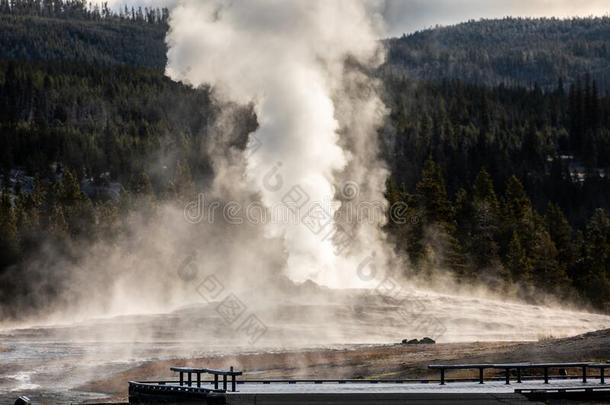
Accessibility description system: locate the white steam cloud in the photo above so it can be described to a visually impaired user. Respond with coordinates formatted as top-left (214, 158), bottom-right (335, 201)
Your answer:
top-left (166, 0), bottom-right (395, 287)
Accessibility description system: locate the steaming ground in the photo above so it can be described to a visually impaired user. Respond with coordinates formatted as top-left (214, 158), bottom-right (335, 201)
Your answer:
top-left (3, 3), bottom-right (608, 405)
top-left (1, 284), bottom-right (609, 403)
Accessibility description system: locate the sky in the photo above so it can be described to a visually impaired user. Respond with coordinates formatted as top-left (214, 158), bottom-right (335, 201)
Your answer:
top-left (105, 0), bottom-right (609, 37)
top-left (381, 0), bottom-right (609, 36)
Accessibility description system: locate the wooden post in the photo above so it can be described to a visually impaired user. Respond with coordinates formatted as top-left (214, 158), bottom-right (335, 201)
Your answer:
top-left (187, 372), bottom-right (192, 387)
top-left (479, 368), bottom-right (484, 384)
top-left (440, 368), bottom-right (445, 385)
top-left (544, 367), bottom-right (549, 384)
top-left (505, 368), bottom-right (510, 385)
top-left (231, 367), bottom-right (236, 392)
top-left (214, 374), bottom-right (218, 389)
top-left (197, 372), bottom-right (201, 388)
top-left (601, 367), bottom-right (605, 385)
top-left (223, 374), bottom-right (227, 391)
top-left (179, 371), bottom-right (183, 386)
top-left (583, 366), bottom-right (587, 383)
top-left (517, 368), bottom-right (522, 383)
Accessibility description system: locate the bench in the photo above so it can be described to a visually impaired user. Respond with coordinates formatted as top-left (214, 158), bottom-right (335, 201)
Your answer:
top-left (429, 362), bottom-right (591, 385)
top-left (170, 366), bottom-right (243, 392)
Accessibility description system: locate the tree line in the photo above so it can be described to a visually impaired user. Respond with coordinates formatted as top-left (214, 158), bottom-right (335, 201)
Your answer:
top-left (382, 75), bottom-right (610, 228)
top-left (0, 0), bottom-right (168, 68)
top-left (386, 17), bottom-right (610, 92)
top-left (0, 0), bottom-right (169, 24)
top-left (386, 162), bottom-right (610, 311)
top-left (0, 60), bottom-right (225, 181)
top-left (382, 74), bottom-right (610, 310)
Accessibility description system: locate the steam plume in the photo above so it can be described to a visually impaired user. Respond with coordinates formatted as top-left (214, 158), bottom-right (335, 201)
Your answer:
top-left (166, 0), bottom-right (394, 287)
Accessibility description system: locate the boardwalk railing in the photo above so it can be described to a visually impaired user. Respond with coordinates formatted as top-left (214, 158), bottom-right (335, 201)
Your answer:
top-left (429, 362), bottom-right (610, 385)
top-left (588, 363), bottom-right (610, 384)
top-left (170, 366), bottom-right (243, 392)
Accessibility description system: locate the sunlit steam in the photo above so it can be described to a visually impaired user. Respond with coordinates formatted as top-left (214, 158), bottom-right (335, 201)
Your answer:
top-left (166, 0), bottom-right (393, 287)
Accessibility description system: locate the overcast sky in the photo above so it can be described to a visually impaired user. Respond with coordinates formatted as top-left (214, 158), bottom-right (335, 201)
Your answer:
top-left (382, 0), bottom-right (609, 36)
top-left (106, 0), bottom-right (609, 37)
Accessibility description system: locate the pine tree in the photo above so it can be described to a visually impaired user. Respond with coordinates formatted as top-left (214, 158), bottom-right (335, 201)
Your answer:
top-left (454, 188), bottom-right (473, 244)
top-left (95, 201), bottom-right (120, 241)
top-left (579, 209), bottom-right (610, 309)
top-left (59, 169), bottom-right (94, 238)
top-left (569, 78), bottom-right (585, 153)
top-left (529, 226), bottom-right (569, 294)
top-left (171, 159), bottom-right (195, 202)
top-left (471, 169), bottom-right (501, 269)
top-left (473, 169), bottom-right (498, 207)
top-left (506, 231), bottom-right (531, 284)
top-left (129, 171), bottom-right (153, 195)
top-left (414, 159), bottom-right (468, 276)
top-left (129, 170), bottom-right (156, 217)
top-left (13, 189), bottom-right (32, 237)
top-left (60, 169), bottom-right (84, 205)
top-left (503, 176), bottom-right (535, 250)
top-left (504, 176), bottom-right (531, 221)
top-left (0, 190), bottom-right (19, 268)
top-left (405, 205), bottom-right (426, 268)
top-left (416, 159), bottom-right (452, 224)
top-left (48, 204), bottom-right (69, 240)
top-left (545, 203), bottom-right (576, 279)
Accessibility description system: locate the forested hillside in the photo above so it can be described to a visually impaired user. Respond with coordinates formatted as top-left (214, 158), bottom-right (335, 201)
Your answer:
top-left (386, 17), bottom-right (610, 91)
top-left (0, 0), bottom-right (168, 68)
top-left (0, 61), bottom-right (216, 181)
top-left (0, 2), bottom-right (608, 316)
top-left (383, 76), bottom-right (610, 226)
top-left (382, 72), bottom-right (610, 309)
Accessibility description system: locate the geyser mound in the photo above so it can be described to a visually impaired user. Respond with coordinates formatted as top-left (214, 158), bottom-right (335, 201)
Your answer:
top-left (6, 282), bottom-right (609, 346)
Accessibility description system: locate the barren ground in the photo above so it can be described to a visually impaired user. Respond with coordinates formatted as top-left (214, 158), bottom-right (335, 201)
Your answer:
top-left (82, 329), bottom-right (610, 402)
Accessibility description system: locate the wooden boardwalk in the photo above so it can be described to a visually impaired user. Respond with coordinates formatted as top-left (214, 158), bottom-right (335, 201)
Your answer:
top-left (127, 363), bottom-right (610, 404)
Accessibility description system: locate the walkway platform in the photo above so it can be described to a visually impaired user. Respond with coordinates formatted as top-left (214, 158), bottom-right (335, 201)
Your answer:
top-left (128, 363), bottom-right (610, 404)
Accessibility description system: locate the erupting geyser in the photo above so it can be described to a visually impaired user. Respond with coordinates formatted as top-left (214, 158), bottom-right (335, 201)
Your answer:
top-left (2, 3), bottom-right (610, 401)
top-left (166, 0), bottom-right (394, 287)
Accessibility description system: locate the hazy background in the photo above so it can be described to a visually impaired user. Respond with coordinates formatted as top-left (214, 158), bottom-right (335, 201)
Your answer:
top-left (104, 0), bottom-right (609, 37)
top-left (381, 0), bottom-right (609, 36)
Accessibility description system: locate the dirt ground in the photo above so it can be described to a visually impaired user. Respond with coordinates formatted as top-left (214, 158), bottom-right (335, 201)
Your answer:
top-left (81, 328), bottom-right (610, 402)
